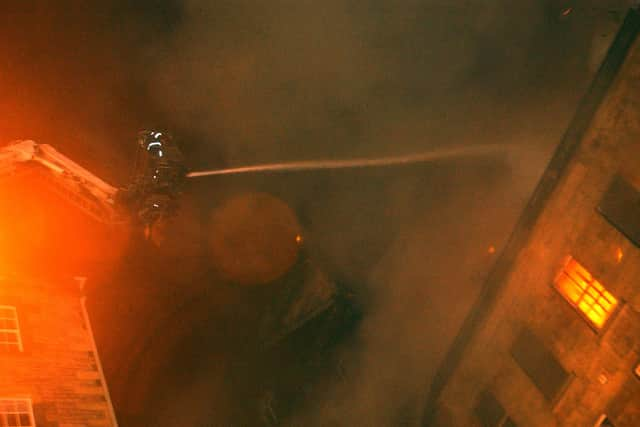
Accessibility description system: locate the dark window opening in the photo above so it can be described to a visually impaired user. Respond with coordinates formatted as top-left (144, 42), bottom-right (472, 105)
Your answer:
top-left (598, 174), bottom-right (640, 247)
top-left (596, 415), bottom-right (616, 426)
top-left (510, 327), bottom-right (569, 401)
top-left (474, 390), bottom-right (517, 427)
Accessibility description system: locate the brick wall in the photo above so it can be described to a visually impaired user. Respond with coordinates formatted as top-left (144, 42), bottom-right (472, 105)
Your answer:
top-left (0, 276), bottom-right (115, 427)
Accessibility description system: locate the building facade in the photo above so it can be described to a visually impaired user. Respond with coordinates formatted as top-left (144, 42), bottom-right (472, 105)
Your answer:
top-left (0, 142), bottom-right (121, 426)
top-left (428, 8), bottom-right (640, 427)
top-left (0, 276), bottom-right (117, 427)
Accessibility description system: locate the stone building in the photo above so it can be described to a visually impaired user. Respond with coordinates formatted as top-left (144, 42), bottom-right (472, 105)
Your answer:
top-left (425, 7), bottom-right (640, 427)
top-left (0, 276), bottom-right (117, 427)
top-left (0, 142), bottom-right (120, 426)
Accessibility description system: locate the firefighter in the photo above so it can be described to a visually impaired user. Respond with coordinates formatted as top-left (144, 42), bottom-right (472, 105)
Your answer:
top-left (117, 130), bottom-right (187, 241)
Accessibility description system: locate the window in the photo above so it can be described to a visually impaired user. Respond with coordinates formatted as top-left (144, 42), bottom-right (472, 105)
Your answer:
top-left (595, 414), bottom-right (616, 427)
top-left (598, 175), bottom-right (640, 247)
top-left (474, 390), bottom-right (505, 427)
top-left (0, 398), bottom-right (35, 427)
top-left (554, 257), bottom-right (618, 329)
top-left (474, 390), bottom-right (518, 427)
top-left (0, 306), bottom-right (22, 351)
top-left (511, 327), bottom-right (569, 402)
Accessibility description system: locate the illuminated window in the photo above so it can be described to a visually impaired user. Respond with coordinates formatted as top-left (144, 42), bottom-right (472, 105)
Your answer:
top-left (0, 398), bottom-right (35, 427)
top-left (0, 306), bottom-right (23, 351)
top-left (554, 257), bottom-right (618, 329)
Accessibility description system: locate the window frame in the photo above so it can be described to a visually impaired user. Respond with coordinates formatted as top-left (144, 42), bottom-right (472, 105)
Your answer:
top-left (0, 397), bottom-right (36, 427)
top-left (552, 256), bottom-right (619, 331)
top-left (0, 305), bottom-right (23, 352)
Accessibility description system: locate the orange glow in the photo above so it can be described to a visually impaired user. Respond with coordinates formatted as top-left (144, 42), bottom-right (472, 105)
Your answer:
top-left (616, 247), bottom-right (623, 263)
top-left (554, 257), bottom-right (618, 329)
top-left (0, 170), bottom-right (129, 277)
top-left (488, 245), bottom-right (496, 254)
top-left (295, 234), bottom-right (303, 244)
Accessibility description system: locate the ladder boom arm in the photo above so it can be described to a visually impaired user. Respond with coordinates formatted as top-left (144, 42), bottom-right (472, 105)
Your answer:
top-left (0, 140), bottom-right (124, 224)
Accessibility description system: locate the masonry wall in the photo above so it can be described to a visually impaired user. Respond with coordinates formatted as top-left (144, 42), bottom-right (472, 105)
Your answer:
top-left (439, 12), bottom-right (640, 427)
top-left (0, 276), bottom-right (115, 427)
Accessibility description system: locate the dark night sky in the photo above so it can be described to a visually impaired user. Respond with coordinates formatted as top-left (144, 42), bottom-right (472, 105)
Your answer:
top-left (0, 1), bottom-right (635, 425)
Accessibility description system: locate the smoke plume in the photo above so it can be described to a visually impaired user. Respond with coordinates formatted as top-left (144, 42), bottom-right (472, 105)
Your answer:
top-left (1, 0), bottom-right (634, 425)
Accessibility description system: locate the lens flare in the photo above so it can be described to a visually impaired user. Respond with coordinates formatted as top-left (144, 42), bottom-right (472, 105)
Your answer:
top-left (209, 192), bottom-right (302, 286)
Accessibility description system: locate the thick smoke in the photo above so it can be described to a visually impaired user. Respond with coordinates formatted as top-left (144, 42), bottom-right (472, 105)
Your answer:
top-left (147, 1), bottom-right (572, 165)
top-left (1, 1), bottom-right (634, 425)
top-left (139, 2), bottom-right (631, 425)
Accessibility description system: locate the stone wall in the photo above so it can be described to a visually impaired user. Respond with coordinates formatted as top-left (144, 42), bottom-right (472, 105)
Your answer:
top-left (439, 10), bottom-right (640, 427)
top-left (0, 276), bottom-right (115, 427)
